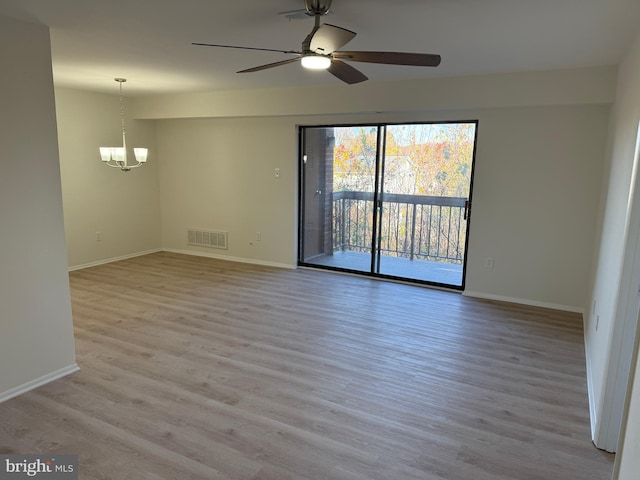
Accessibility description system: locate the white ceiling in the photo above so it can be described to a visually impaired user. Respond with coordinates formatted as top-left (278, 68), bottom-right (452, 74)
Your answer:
top-left (1, 0), bottom-right (639, 96)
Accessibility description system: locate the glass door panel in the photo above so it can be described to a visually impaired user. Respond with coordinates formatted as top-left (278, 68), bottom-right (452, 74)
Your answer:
top-left (377, 123), bottom-right (476, 286)
top-left (300, 126), bottom-right (379, 273)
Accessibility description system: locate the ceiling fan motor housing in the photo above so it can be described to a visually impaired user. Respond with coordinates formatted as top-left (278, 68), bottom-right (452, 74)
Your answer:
top-left (305, 0), bottom-right (332, 16)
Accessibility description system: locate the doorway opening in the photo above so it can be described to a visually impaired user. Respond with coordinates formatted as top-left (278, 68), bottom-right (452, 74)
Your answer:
top-left (298, 121), bottom-right (478, 289)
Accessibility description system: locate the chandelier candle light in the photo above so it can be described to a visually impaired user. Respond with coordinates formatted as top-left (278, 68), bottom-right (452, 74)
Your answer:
top-left (99, 78), bottom-right (148, 171)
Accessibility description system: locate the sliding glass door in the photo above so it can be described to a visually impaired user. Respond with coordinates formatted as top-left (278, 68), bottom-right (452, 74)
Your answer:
top-left (299, 122), bottom-right (477, 288)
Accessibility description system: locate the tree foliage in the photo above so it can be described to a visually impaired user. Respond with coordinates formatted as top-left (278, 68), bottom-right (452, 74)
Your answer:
top-left (333, 123), bottom-right (475, 198)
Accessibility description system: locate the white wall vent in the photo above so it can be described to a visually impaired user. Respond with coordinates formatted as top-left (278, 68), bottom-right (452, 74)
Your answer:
top-left (187, 229), bottom-right (228, 250)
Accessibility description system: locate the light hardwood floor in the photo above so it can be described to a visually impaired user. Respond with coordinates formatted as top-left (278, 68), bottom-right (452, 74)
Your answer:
top-left (0, 252), bottom-right (613, 479)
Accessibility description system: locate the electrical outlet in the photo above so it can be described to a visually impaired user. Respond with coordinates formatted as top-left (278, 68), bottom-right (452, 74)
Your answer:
top-left (274, 168), bottom-right (280, 178)
top-left (485, 257), bottom-right (494, 269)
top-left (256, 231), bottom-right (262, 242)
top-left (96, 231), bottom-right (101, 242)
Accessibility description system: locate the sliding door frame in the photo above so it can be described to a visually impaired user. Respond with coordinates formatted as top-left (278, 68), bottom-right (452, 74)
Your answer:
top-left (298, 120), bottom-right (479, 291)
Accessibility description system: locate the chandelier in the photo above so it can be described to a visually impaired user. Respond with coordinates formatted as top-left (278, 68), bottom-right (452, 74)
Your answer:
top-left (99, 78), bottom-right (148, 171)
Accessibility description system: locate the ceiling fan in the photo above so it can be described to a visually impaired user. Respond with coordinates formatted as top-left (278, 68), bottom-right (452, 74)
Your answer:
top-left (192, 0), bottom-right (441, 85)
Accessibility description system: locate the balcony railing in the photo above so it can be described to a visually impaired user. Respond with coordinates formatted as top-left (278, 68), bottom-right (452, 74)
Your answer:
top-left (332, 191), bottom-right (468, 263)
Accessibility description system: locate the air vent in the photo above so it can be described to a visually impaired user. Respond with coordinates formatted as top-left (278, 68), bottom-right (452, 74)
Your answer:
top-left (187, 229), bottom-right (228, 250)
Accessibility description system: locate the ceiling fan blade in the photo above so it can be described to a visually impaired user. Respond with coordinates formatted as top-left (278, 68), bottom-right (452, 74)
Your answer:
top-left (310, 24), bottom-right (356, 55)
top-left (278, 8), bottom-right (310, 21)
top-left (328, 59), bottom-right (368, 84)
top-left (237, 57), bottom-right (301, 73)
top-left (333, 51), bottom-right (441, 67)
top-left (192, 43), bottom-right (300, 55)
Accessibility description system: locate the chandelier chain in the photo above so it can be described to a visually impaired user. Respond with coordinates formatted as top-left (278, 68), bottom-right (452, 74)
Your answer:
top-left (119, 80), bottom-right (126, 136)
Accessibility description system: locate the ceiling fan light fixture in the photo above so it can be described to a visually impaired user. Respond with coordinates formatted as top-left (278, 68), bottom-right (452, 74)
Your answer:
top-left (301, 54), bottom-right (331, 70)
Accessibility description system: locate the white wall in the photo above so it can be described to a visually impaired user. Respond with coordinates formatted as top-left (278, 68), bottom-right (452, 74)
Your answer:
top-left (148, 69), bottom-right (611, 311)
top-left (465, 105), bottom-right (607, 310)
top-left (134, 67), bottom-right (615, 119)
top-left (616, 316), bottom-right (640, 478)
top-left (586, 26), bottom-right (640, 453)
top-left (55, 88), bottom-right (161, 269)
top-left (0, 16), bottom-right (77, 400)
top-left (156, 117), bottom-right (297, 267)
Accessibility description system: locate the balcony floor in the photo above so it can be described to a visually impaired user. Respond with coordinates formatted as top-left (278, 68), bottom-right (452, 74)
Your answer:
top-left (304, 250), bottom-right (464, 287)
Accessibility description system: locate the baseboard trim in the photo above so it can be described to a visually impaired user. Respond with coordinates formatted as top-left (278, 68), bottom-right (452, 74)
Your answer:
top-left (462, 290), bottom-right (584, 314)
top-left (68, 249), bottom-right (162, 271)
top-left (0, 363), bottom-right (80, 404)
top-left (162, 248), bottom-right (295, 270)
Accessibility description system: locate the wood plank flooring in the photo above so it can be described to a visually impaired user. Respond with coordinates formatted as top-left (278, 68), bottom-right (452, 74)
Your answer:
top-left (0, 252), bottom-right (613, 479)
